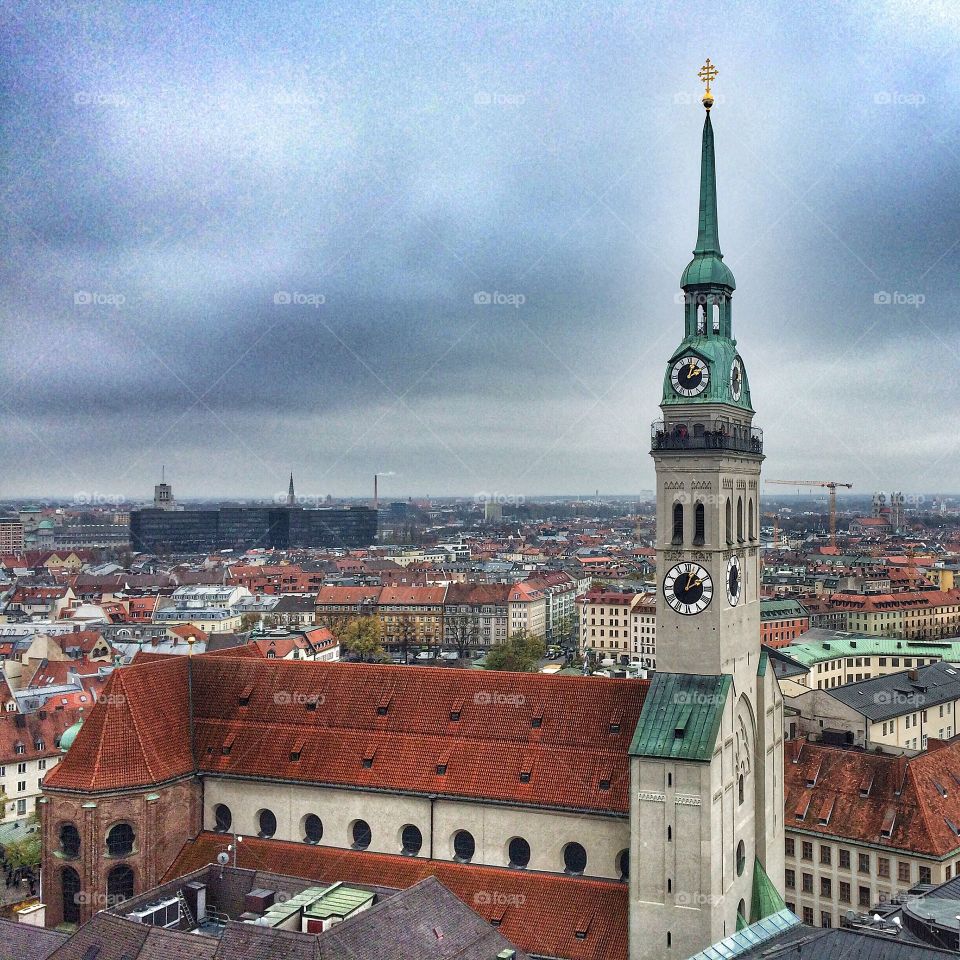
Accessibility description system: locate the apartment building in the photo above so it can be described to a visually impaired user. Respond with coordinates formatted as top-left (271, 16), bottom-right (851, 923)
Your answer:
top-left (0, 517), bottom-right (24, 554)
top-left (576, 589), bottom-right (656, 666)
top-left (785, 661), bottom-right (960, 751)
top-left (507, 581), bottom-right (546, 638)
top-left (769, 630), bottom-right (960, 690)
top-left (760, 598), bottom-right (809, 649)
top-left (783, 739), bottom-right (960, 929)
top-left (826, 589), bottom-right (960, 640)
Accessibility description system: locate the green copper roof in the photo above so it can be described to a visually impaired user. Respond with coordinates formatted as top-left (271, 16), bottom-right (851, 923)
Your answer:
top-left (778, 634), bottom-right (960, 668)
top-left (687, 909), bottom-right (801, 960)
top-left (750, 857), bottom-right (787, 923)
top-left (629, 673), bottom-right (730, 761)
top-left (59, 720), bottom-right (83, 753)
top-left (681, 112), bottom-right (735, 291)
top-left (660, 335), bottom-right (753, 409)
top-left (757, 649), bottom-right (768, 678)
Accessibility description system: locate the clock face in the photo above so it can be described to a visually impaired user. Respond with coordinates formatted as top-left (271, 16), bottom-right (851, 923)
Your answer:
top-left (726, 555), bottom-right (742, 606)
top-left (730, 358), bottom-right (743, 402)
top-left (671, 356), bottom-right (709, 397)
top-left (663, 562), bottom-right (713, 615)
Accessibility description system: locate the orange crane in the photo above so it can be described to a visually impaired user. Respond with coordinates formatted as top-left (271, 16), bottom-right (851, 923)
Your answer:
top-left (766, 480), bottom-right (853, 548)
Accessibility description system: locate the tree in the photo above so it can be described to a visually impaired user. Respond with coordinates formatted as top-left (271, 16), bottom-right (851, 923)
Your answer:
top-left (484, 631), bottom-right (546, 672)
top-left (448, 615), bottom-right (480, 660)
top-left (551, 612), bottom-right (578, 649)
top-left (339, 616), bottom-right (387, 662)
top-left (3, 811), bottom-right (41, 892)
top-left (395, 616), bottom-right (418, 663)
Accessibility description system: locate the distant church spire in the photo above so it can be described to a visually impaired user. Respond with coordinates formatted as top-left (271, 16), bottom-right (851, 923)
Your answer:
top-left (287, 472), bottom-right (296, 506)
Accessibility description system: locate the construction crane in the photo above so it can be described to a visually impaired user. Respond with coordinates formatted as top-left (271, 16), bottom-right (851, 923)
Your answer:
top-left (766, 480), bottom-right (853, 548)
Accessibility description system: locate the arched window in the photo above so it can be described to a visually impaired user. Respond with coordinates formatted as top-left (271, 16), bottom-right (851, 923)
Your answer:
top-left (563, 842), bottom-right (587, 875)
top-left (453, 830), bottom-right (475, 862)
top-left (748, 498), bottom-right (755, 540)
top-left (257, 809), bottom-right (277, 839)
top-left (508, 837), bottom-right (530, 868)
top-left (672, 502), bottom-right (684, 545)
top-left (401, 824), bottom-right (422, 855)
top-left (697, 305), bottom-right (706, 335)
top-left (694, 502), bottom-right (705, 545)
top-left (107, 864), bottom-right (134, 904)
top-left (214, 804), bottom-right (232, 833)
top-left (725, 498), bottom-right (732, 544)
top-left (737, 497), bottom-right (744, 542)
top-left (59, 823), bottom-right (80, 859)
top-left (303, 814), bottom-right (323, 844)
top-left (106, 823), bottom-right (135, 857)
top-left (352, 819), bottom-right (372, 850)
top-left (667, 825), bottom-right (672, 842)
top-left (738, 774), bottom-right (745, 805)
top-left (62, 867), bottom-right (81, 924)
top-left (737, 898), bottom-right (746, 921)
top-left (617, 849), bottom-right (630, 880)
top-left (737, 841), bottom-right (746, 877)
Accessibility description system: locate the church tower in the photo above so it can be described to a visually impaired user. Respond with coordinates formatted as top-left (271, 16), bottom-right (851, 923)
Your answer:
top-left (628, 62), bottom-right (785, 959)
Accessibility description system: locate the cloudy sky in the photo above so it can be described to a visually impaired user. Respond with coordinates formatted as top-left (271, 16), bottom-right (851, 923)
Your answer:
top-left (1, 0), bottom-right (957, 501)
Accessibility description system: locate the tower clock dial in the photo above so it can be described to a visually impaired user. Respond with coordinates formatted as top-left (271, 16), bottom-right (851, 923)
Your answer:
top-left (663, 562), bottom-right (713, 615)
top-left (730, 358), bottom-right (743, 402)
top-left (726, 555), bottom-right (742, 606)
top-left (671, 356), bottom-right (709, 397)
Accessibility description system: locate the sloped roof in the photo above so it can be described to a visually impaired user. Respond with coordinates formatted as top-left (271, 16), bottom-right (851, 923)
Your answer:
top-left (43, 656), bottom-right (194, 792)
top-left (46, 655), bottom-right (646, 811)
top-left (784, 738), bottom-right (960, 856)
top-left (314, 876), bottom-right (529, 960)
top-left (167, 833), bottom-right (626, 960)
top-left (191, 658), bottom-right (646, 813)
top-left (0, 917), bottom-right (68, 960)
top-left (629, 673), bottom-right (729, 762)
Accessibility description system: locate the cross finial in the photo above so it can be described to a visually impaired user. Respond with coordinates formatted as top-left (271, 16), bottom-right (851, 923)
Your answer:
top-left (698, 58), bottom-right (718, 110)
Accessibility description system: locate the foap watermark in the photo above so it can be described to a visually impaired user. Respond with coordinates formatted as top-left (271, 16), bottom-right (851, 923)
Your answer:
top-left (97, 693), bottom-right (127, 707)
top-left (874, 291), bottom-right (924, 308)
top-left (75, 890), bottom-right (129, 907)
top-left (673, 90), bottom-right (727, 107)
top-left (874, 91), bottom-right (926, 107)
top-left (473, 290), bottom-right (525, 308)
top-left (474, 691), bottom-right (525, 707)
top-left (274, 691), bottom-right (325, 706)
top-left (473, 91), bottom-right (526, 107)
top-left (75, 290), bottom-right (126, 307)
top-left (476, 492), bottom-right (525, 506)
top-left (675, 890), bottom-right (722, 907)
top-left (673, 692), bottom-right (725, 706)
top-left (74, 91), bottom-right (129, 108)
top-left (72, 491), bottom-right (124, 507)
top-left (274, 291), bottom-right (326, 307)
top-left (874, 691), bottom-right (921, 707)
top-left (473, 890), bottom-right (526, 906)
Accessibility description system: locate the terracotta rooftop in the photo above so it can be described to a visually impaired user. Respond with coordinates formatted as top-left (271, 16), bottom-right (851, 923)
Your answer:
top-left (46, 655), bottom-right (647, 812)
top-left (167, 832), bottom-right (626, 960)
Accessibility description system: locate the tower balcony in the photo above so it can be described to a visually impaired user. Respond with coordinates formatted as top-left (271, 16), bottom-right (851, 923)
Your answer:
top-left (651, 420), bottom-right (763, 455)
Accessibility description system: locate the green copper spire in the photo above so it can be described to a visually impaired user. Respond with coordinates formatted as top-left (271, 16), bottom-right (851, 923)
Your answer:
top-left (694, 111), bottom-right (721, 257)
top-left (681, 82), bottom-right (735, 291)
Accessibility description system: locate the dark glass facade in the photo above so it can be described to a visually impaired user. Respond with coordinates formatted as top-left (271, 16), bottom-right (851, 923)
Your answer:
top-left (130, 506), bottom-right (376, 554)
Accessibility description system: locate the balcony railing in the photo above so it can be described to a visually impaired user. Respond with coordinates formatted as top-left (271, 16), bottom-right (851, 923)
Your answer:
top-left (651, 421), bottom-right (763, 455)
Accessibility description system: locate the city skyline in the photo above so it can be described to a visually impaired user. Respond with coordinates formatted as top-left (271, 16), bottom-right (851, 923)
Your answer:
top-left (3, 1), bottom-right (958, 498)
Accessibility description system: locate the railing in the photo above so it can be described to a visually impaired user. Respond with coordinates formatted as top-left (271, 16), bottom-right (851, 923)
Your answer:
top-left (651, 421), bottom-right (763, 455)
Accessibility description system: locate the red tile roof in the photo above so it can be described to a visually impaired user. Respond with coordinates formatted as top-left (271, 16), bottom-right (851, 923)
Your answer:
top-left (785, 738), bottom-right (960, 856)
top-left (43, 656), bottom-right (194, 792)
top-left (46, 656), bottom-right (646, 812)
top-left (165, 832), bottom-right (628, 960)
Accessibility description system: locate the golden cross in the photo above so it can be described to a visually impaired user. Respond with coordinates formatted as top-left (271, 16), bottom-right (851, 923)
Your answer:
top-left (698, 59), bottom-right (718, 94)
